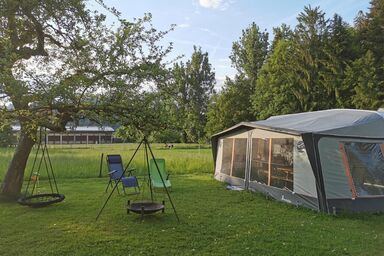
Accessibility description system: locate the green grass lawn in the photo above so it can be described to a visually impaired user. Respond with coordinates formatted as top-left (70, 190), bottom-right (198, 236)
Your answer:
top-left (0, 143), bottom-right (213, 179)
top-left (1, 144), bottom-right (384, 255)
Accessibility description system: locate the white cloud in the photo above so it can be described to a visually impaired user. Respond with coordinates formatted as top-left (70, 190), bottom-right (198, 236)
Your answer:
top-left (199, 0), bottom-right (222, 9)
top-left (198, 0), bottom-right (233, 10)
top-left (177, 23), bottom-right (191, 28)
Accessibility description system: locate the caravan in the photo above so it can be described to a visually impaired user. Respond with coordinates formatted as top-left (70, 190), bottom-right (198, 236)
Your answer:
top-left (212, 109), bottom-right (384, 213)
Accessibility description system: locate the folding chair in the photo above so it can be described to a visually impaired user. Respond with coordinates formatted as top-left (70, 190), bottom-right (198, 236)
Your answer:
top-left (106, 154), bottom-right (139, 195)
top-left (149, 158), bottom-right (171, 189)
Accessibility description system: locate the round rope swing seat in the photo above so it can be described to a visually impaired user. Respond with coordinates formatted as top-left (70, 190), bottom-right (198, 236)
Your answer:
top-left (127, 200), bottom-right (165, 219)
top-left (18, 193), bottom-right (65, 208)
top-left (18, 128), bottom-right (65, 209)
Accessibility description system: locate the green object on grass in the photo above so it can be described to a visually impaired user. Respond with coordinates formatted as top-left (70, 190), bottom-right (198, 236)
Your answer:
top-left (149, 158), bottom-right (171, 189)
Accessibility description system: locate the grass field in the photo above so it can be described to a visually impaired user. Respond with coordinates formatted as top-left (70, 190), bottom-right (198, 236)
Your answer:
top-left (1, 144), bottom-right (384, 255)
top-left (0, 143), bottom-right (213, 180)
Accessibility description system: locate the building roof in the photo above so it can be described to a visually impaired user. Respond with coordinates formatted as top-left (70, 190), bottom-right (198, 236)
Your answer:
top-left (213, 109), bottom-right (384, 138)
top-left (66, 126), bottom-right (115, 132)
top-left (12, 125), bottom-right (115, 132)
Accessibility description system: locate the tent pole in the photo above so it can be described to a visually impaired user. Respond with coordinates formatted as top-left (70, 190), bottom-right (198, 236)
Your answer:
top-left (268, 138), bottom-right (272, 186)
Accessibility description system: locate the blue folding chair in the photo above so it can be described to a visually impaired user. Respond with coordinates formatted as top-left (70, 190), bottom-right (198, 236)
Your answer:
top-left (106, 154), bottom-right (139, 195)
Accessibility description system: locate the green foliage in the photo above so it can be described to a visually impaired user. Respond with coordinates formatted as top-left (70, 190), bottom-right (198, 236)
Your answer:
top-left (252, 39), bottom-right (300, 120)
top-left (1, 1), bottom-right (174, 133)
top-left (0, 124), bottom-right (17, 147)
top-left (206, 76), bottom-right (256, 137)
top-left (205, 93), bottom-right (229, 137)
top-left (319, 14), bottom-right (356, 108)
top-left (0, 1), bottom-right (174, 196)
top-left (356, 0), bottom-right (384, 69)
top-left (152, 129), bottom-right (181, 143)
top-left (349, 0), bottom-right (384, 109)
top-left (250, 4), bottom-right (384, 119)
top-left (114, 126), bottom-right (142, 143)
top-left (345, 51), bottom-right (384, 109)
top-left (289, 6), bottom-right (330, 111)
top-left (206, 23), bottom-right (268, 135)
top-left (168, 46), bottom-right (215, 143)
top-left (230, 22), bottom-right (269, 82)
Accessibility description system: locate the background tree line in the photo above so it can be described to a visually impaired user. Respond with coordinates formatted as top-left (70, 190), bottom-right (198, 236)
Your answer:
top-left (120, 0), bottom-right (383, 143)
top-left (205, 0), bottom-right (384, 137)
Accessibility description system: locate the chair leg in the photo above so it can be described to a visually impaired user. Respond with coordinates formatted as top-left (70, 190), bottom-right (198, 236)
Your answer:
top-left (114, 181), bottom-right (120, 195)
top-left (105, 180), bottom-right (112, 193)
top-left (141, 206), bottom-right (145, 221)
top-left (122, 185), bottom-right (126, 195)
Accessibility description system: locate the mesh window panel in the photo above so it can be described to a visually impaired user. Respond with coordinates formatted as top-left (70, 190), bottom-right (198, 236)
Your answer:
top-left (344, 142), bottom-right (384, 196)
top-left (250, 138), bottom-right (269, 184)
top-left (232, 138), bottom-right (247, 179)
top-left (270, 138), bottom-right (294, 190)
top-left (221, 138), bottom-right (233, 175)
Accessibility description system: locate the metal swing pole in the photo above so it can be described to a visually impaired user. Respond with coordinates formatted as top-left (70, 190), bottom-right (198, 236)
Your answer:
top-left (143, 138), bottom-right (154, 202)
top-left (96, 138), bottom-right (144, 221)
top-left (145, 138), bottom-right (180, 223)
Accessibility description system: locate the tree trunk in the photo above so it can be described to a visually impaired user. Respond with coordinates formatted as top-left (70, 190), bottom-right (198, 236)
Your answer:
top-left (0, 125), bottom-right (36, 200)
top-left (181, 130), bottom-right (188, 143)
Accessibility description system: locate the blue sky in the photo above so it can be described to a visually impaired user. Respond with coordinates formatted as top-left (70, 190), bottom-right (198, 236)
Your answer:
top-left (93, 0), bottom-right (370, 89)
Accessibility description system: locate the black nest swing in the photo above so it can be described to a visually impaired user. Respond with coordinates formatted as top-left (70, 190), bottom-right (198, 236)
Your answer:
top-left (18, 130), bottom-right (65, 208)
top-left (96, 137), bottom-right (179, 222)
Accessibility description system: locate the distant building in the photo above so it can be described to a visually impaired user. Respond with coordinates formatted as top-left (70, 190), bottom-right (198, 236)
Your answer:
top-left (12, 126), bottom-right (115, 145)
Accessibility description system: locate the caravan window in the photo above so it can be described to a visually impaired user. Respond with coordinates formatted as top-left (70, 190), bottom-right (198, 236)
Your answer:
top-left (342, 142), bottom-right (384, 196)
top-left (270, 138), bottom-right (294, 190)
top-left (250, 138), bottom-right (269, 184)
top-left (250, 137), bottom-right (294, 190)
top-left (232, 139), bottom-right (247, 179)
top-left (221, 138), bottom-right (233, 175)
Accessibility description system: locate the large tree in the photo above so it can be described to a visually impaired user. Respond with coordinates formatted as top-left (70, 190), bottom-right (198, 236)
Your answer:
top-left (230, 22), bottom-right (269, 84)
top-left (0, 1), bottom-right (172, 199)
top-left (349, 0), bottom-right (384, 109)
top-left (319, 14), bottom-right (356, 108)
top-left (206, 76), bottom-right (255, 136)
top-left (289, 6), bottom-right (330, 111)
top-left (170, 46), bottom-right (215, 143)
top-left (345, 50), bottom-right (384, 109)
top-left (206, 23), bottom-right (268, 136)
top-left (252, 39), bottom-right (300, 120)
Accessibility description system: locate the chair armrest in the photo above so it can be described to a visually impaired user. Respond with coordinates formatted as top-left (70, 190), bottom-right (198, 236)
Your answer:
top-left (166, 173), bottom-right (170, 180)
top-left (126, 168), bottom-right (136, 176)
top-left (108, 170), bottom-right (117, 175)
